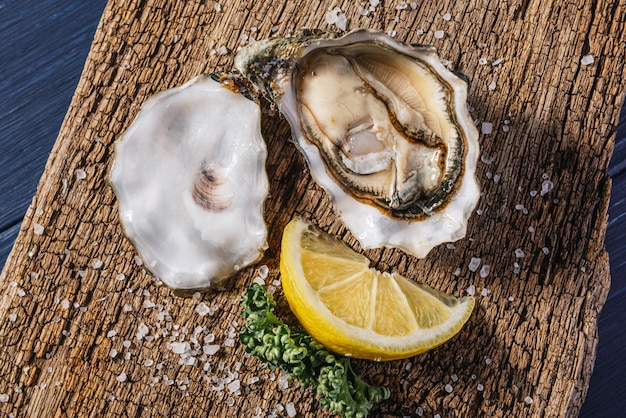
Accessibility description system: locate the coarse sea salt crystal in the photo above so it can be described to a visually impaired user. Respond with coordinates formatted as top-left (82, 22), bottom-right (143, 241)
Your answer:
top-left (278, 372), bottom-right (289, 390)
top-left (444, 383), bottom-right (453, 393)
top-left (466, 285), bottom-right (476, 296)
top-left (286, 403), bottom-right (297, 417)
top-left (258, 265), bottom-right (269, 279)
top-left (481, 122), bottom-right (493, 135)
top-left (468, 257), bottom-right (481, 272)
top-left (204, 344), bottom-right (220, 355)
top-left (434, 30), bottom-right (445, 39)
top-left (540, 180), bottom-right (554, 196)
top-left (8, 313), bottom-right (17, 322)
top-left (479, 265), bottom-right (490, 278)
top-left (33, 223), bottom-right (44, 235)
top-left (524, 396), bottom-right (533, 404)
top-left (218, 45), bottom-right (228, 55)
top-left (92, 259), bottom-right (103, 269)
top-left (514, 248), bottom-right (525, 258)
top-left (196, 302), bottom-right (210, 317)
top-left (137, 323), bottom-right (149, 338)
top-left (481, 154), bottom-right (494, 164)
top-left (116, 372), bottom-right (127, 382)
top-left (443, 12), bottom-right (452, 20)
top-left (488, 81), bottom-right (497, 90)
top-left (396, 1), bottom-right (408, 10)
top-left (0, 393), bottom-right (9, 402)
top-left (228, 379), bottom-right (240, 393)
top-left (170, 342), bottom-right (188, 354)
top-left (326, 7), bottom-right (347, 31)
top-left (479, 57), bottom-right (488, 65)
top-left (580, 54), bottom-right (594, 66)
top-left (75, 168), bottom-right (87, 180)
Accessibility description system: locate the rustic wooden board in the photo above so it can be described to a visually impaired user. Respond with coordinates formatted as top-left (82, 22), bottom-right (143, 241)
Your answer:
top-left (1, 0), bottom-right (624, 416)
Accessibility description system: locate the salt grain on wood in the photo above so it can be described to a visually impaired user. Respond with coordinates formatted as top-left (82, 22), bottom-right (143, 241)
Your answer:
top-left (540, 180), bottom-right (554, 196)
top-left (481, 122), bottom-right (493, 134)
top-left (580, 54), bottom-right (594, 65)
top-left (480, 265), bottom-right (490, 278)
top-left (33, 223), bottom-right (44, 235)
top-left (468, 257), bottom-right (481, 272)
top-left (286, 402), bottom-right (297, 417)
top-left (75, 168), bottom-right (87, 180)
top-left (195, 302), bottom-right (210, 317)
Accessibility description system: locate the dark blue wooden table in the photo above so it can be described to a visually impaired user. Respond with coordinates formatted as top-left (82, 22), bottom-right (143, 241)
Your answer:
top-left (0, 2), bottom-right (623, 416)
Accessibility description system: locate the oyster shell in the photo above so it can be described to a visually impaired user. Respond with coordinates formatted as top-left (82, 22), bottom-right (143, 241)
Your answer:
top-left (110, 75), bottom-right (268, 291)
top-left (236, 29), bottom-right (479, 258)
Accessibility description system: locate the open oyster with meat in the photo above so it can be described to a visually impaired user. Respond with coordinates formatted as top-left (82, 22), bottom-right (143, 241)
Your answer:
top-left (236, 29), bottom-right (480, 258)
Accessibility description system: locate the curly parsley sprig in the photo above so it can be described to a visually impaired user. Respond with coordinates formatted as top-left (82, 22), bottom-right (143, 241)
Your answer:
top-left (240, 283), bottom-right (390, 418)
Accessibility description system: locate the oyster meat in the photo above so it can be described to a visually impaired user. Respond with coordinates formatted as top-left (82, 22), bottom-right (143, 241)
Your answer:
top-left (236, 29), bottom-right (480, 258)
top-left (110, 75), bottom-right (268, 291)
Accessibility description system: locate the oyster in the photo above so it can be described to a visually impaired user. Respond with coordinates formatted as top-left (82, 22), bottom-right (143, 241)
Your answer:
top-left (236, 29), bottom-right (479, 258)
top-left (110, 75), bottom-right (268, 291)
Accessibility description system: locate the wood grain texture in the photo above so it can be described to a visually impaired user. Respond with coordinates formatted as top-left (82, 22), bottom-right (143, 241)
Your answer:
top-left (0, 0), bottom-right (624, 417)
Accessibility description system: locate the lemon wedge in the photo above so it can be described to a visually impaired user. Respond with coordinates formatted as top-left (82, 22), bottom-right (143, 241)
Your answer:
top-left (280, 217), bottom-right (475, 361)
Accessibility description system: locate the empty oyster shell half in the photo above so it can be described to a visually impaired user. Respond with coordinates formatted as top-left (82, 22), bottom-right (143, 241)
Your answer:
top-left (236, 29), bottom-right (480, 258)
top-left (110, 74), bottom-right (268, 291)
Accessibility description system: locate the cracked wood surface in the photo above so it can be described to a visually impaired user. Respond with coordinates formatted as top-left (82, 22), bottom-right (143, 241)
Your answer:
top-left (1, 0), bottom-right (625, 416)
